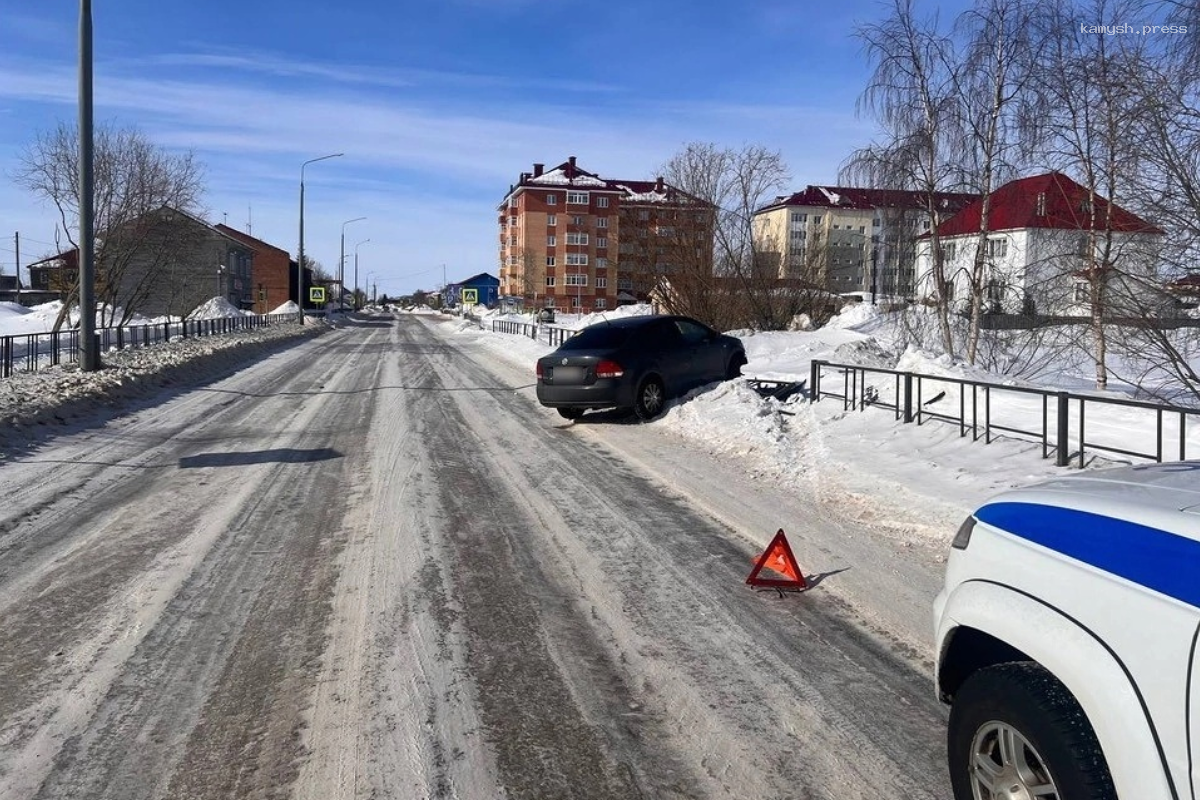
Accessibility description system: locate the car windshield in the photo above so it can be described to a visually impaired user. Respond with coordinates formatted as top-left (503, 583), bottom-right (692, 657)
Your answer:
top-left (557, 325), bottom-right (634, 351)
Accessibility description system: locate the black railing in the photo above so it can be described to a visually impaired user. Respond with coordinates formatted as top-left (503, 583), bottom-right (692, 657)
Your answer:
top-left (811, 359), bottom-right (1198, 468)
top-left (1, 313), bottom-right (296, 379)
top-left (491, 319), bottom-right (574, 347)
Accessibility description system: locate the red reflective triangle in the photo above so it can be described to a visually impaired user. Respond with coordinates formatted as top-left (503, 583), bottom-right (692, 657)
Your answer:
top-left (746, 529), bottom-right (807, 590)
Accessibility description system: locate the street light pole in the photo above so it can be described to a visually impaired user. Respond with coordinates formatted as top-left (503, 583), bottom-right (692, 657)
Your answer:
top-left (354, 238), bottom-right (369, 311)
top-left (78, 0), bottom-right (99, 371)
top-left (339, 217), bottom-right (366, 312)
top-left (298, 152), bottom-right (343, 323)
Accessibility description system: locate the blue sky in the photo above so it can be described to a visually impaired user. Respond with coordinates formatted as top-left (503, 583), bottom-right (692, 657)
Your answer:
top-left (0, 0), bottom-right (937, 298)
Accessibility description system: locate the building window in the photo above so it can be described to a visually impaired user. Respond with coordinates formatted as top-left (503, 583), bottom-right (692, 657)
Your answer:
top-left (596, 277), bottom-right (608, 288)
top-left (596, 237), bottom-right (608, 249)
top-left (597, 196), bottom-right (610, 208)
top-left (618, 278), bottom-right (634, 290)
top-left (596, 257), bottom-right (608, 268)
top-left (571, 296), bottom-right (581, 308)
top-left (566, 253), bottom-right (589, 266)
top-left (509, 217), bottom-right (517, 227)
top-left (547, 214), bottom-right (556, 226)
top-left (547, 235), bottom-right (556, 247)
top-left (567, 191), bottom-right (589, 205)
top-left (545, 276), bottom-right (556, 286)
top-left (546, 256), bottom-right (556, 266)
top-left (566, 232), bottom-right (589, 245)
top-left (812, 214), bottom-right (823, 224)
top-left (571, 215), bottom-right (585, 226)
top-left (1073, 281), bottom-right (1090, 304)
top-left (638, 209), bottom-right (650, 221)
top-left (546, 194), bottom-right (558, 205)
top-left (596, 217), bottom-right (609, 229)
top-left (859, 225), bottom-right (865, 233)
top-left (595, 298), bottom-right (606, 309)
top-left (565, 273), bottom-right (588, 286)
top-left (791, 212), bottom-right (807, 223)
top-left (986, 237), bottom-right (1008, 259)
top-left (942, 242), bottom-right (956, 261)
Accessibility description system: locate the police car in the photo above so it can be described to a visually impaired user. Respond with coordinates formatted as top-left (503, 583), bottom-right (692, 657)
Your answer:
top-left (933, 461), bottom-right (1200, 800)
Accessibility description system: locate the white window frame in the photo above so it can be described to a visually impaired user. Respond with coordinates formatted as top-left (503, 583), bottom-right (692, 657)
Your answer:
top-left (566, 253), bottom-right (589, 266)
top-left (545, 276), bottom-right (556, 286)
top-left (546, 256), bottom-right (556, 266)
top-left (986, 237), bottom-right (1008, 259)
top-left (595, 298), bottom-right (607, 308)
top-left (566, 232), bottom-right (589, 245)
top-left (570, 296), bottom-right (581, 308)
top-left (596, 237), bottom-right (607, 249)
top-left (547, 214), bottom-right (557, 226)
top-left (597, 196), bottom-right (610, 208)
top-left (596, 217), bottom-right (609, 229)
top-left (546, 194), bottom-right (558, 205)
top-left (596, 257), bottom-right (608, 269)
top-left (567, 191), bottom-right (589, 205)
top-left (596, 276), bottom-right (608, 288)
top-left (565, 273), bottom-right (588, 287)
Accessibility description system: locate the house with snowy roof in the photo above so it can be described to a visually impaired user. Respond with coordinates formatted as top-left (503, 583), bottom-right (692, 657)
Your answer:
top-left (752, 186), bottom-right (978, 297)
top-left (914, 172), bottom-right (1165, 316)
top-left (497, 156), bottom-right (715, 310)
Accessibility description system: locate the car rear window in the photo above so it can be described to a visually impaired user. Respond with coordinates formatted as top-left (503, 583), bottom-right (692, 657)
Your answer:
top-left (558, 326), bottom-right (634, 350)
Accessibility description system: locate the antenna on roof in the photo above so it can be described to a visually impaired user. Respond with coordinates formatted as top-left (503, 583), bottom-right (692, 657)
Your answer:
top-left (247, 203), bottom-right (252, 235)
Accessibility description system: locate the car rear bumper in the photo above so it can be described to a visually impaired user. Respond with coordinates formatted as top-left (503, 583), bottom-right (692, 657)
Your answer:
top-left (536, 379), bottom-right (632, 410)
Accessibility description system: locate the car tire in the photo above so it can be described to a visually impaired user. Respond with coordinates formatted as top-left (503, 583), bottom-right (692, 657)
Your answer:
top-left (633, 376), bottom-right (666, 421)
top-left (726, 354), bottom-right (746, 380)
top-left (557, 408), bottom-right (584, 421)
top-left (948, 662), bottom-right (1116, 800)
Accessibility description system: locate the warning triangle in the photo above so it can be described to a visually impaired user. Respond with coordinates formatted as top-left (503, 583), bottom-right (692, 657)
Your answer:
top-left (746, 529), bottom-right (807, 590)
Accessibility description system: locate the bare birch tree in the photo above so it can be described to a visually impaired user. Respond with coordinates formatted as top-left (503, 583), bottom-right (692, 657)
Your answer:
top-left (15, 122), bottom-right (204, 328)
top-left (844, 0), bottom-right (964, 357)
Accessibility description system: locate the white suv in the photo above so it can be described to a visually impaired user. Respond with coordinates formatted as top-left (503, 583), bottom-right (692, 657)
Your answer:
top-left (933, 461), bottom-right (1200, 800)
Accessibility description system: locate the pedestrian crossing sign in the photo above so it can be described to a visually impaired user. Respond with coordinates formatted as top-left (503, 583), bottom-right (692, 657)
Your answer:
top-left (309, 287), bottom-right (326, 303)
top-left (462, 288), bottom-right (478, 304)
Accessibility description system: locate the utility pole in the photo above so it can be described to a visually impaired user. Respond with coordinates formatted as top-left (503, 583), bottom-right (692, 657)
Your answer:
top-left (78, 0), bottom-right (99, 371)
top-left (14, 232), bottom-right (19, 289)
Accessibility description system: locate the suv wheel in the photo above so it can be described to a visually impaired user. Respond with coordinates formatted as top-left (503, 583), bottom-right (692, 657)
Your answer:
top-left (948, 662), bottom-right (1116, 800)
top-left (633, 376), bottom-right (665, 421)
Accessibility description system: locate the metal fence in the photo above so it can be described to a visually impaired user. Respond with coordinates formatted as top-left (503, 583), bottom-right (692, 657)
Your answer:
top-left (810, 359), bottom-right (1199, 468)
top-left (490, 319), bottom-right (574, 347)
top-left (1, 313), bottom-right (297, 379)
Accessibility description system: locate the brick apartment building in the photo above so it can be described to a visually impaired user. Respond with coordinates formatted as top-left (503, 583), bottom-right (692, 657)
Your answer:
top-left (753, 186), bottom-right (978, 297)
top-left (215, 225), bottom-right (295, 314)
top-left (498, 157), bottom-right (714, 311)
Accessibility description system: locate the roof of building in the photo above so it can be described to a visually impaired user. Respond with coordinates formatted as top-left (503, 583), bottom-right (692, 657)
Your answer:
top-left (214, 224), bottom-right (289, 256)
top-left (756, 186), bottom-right (979, 215)
top-left (503, 156), bottom-right (711, 208)
top-left (935, 172), bottom-right (1163, 237)
top-left (453, 272), bottom-right (499, 286)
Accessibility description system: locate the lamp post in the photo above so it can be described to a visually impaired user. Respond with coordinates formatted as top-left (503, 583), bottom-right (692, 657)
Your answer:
top-left (298, 152), bottom-right (343, 323)
top-left (217, 263), bottom-right (226, 300)
top-left (78, 0), bottom-right (99, 370)
top-left (354, 239), bottom-right (370, 311)
top-left (339, 216), bottom-right (366, 313)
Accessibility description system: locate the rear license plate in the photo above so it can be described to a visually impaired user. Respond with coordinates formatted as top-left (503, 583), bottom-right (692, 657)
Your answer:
top-left (551, 366), bottom-right (587, 384)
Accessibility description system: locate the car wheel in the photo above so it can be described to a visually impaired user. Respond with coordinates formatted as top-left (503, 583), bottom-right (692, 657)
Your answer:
top-left (557, 408), bottom-right (584, 421)
top-left (726, 354), bottom-right (746, 380)
top-left (633, 376), bottom-right (666, 421)
top-left (948, 662), bottom-right (1116, 800)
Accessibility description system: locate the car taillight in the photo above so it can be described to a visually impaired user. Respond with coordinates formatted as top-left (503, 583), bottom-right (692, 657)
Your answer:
top-left (595, 359), bottom-right (624, 379)
top-left (536, 361), bottom-right (544, 380)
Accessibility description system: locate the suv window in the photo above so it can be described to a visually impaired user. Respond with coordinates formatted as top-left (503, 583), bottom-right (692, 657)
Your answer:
top-left (674, 319), bottom-right (714, 345)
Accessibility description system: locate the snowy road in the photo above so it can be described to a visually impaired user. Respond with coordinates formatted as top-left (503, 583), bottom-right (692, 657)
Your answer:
top-left (0, 312), bottom-right (951, 799)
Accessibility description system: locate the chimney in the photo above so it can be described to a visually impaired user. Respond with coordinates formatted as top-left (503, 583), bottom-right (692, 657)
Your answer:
top-left (567, 155), bottom-right (576, 178)
top-left (533, 163), bottom-right (544, 177)
top-left (655, 176), bottom-right (664, 193)
top-left (520, 172), bottom-right (529, 182)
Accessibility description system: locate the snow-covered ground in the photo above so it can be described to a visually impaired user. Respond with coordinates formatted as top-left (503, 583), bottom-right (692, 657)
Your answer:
top-left (3, 297), bottom-right (1197, 533)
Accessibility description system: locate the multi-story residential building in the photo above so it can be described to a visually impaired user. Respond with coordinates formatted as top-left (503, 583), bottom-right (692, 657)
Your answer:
top-left (215, 225), bottom-right (295, 315)
top-left (498, 157), bottom-right (713, 311)
top-left (914, 172), bottom-right (1165, 315)
top-left (752, 186), bottom-right (977, 297)
top-left (27, 206), bottom-right (255, 318)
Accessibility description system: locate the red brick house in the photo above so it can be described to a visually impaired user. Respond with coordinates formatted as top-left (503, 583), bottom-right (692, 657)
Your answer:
top-left (215, 225), bottom-right (295, 314)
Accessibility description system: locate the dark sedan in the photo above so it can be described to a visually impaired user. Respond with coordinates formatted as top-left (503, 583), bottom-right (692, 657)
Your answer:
top-left (535, 315), bottom-right (746, 421)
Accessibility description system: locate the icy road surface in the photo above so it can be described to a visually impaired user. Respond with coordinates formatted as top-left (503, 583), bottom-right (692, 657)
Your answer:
top-left (0, 312), bottom-right (951, 799)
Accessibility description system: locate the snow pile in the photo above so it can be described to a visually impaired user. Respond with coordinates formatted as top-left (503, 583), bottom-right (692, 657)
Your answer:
top-left (189, 297), bottom-right (251, 320)
top-left (272, 300), bottom-right (300, 314)
top-left (825, 301), bottom-right (883, 331)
